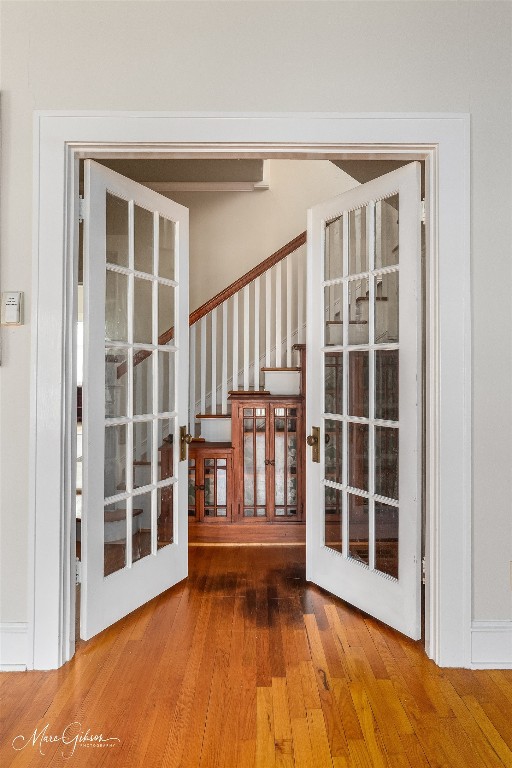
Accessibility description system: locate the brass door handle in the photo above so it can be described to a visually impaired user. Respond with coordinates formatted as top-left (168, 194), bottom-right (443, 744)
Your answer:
top-left (179, 426), bottom-right (193, 461)
top-left (307, 427), bottom-right (320, 463)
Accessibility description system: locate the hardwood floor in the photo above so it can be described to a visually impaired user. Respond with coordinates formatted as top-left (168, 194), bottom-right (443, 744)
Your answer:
top-left (2, 546), bottom-right (512, 767)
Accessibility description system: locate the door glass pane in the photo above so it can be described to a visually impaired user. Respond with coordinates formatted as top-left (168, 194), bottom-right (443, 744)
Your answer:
top-left (275, 419), bottom-right (285, 506)
top-left (188, 462), bottom-right (196, 518)
top-left (159, 216), bottom-right (175, 281)
top-left (106, 193), bottom-right (129, 267)
top-left (324, 353), bottom-right (343, 414)
top-left (348, 278), bottom-right (369, 345)
top-left (325, 216), bottom-right (343, 280)
top-left (158, 283), bottom-right (175, 342)
top-left (348, 422), bottom-right (368, 492)
top-left (132, 491), bottom-right (152, 563)
top-left (157, 418), bottom-right (175, 481)
top-left (105, 270), bottom-right (128, 342)
top-left (158, 485), bottom-right (174, 548)
top-left (324, 283), bottom-right (343, 346)
top-left (348, 493), bottom-right (369, 565)
top-left (158, 351), bottom-right (175, 413)
top-left (133, 421), bottom-right (152, 488)
top-left (349, 206), bottom-right (368, 274)
top-left (133, 352), bottom-right (153, 416)
top-left (324, 419), bottom-right (342, 484)
top-left (375, 350), bottom-right (399, 421)
top-left (204, 463), bottom-right (215, 506)
top-left (375, 272), bottom-right (399, 343)
top-left (287, 433), bottom-right (297, 504)
top-left (217, 464), bottom-right (227, 506)
top-left (324, 486), bottom-right (342, 554)
top-left (104, 502), bottom-right (127, 576)
top-left (375, 194), bottom-right (399, 268)
top-left (375, 426), bottom-right (399, 499)
top-left (255, 419), bottom-right (266, 506)
top-left (134, 277), bottom-right (153, 344)
top-left (375, 501), bottom-right (399, 579)
top-left (104, 424), bottom-right (126, 497)
top-left (105, 347), bottom-right (128, 418)
top-left (348, 351), bottom-right (369, 418)
top-left (243, 419), bottom-right (254, 505)
top-left (134, 204), bottom-right (154, 274)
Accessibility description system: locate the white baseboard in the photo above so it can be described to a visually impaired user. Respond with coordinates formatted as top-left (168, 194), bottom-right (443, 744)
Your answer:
top-left (471, 621), bottom-right (512, 668)
top-left (0, 622), bottom-right (29, 671)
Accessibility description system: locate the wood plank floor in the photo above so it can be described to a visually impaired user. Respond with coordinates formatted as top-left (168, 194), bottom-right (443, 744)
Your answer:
top-left (1, 546), bottom-right (512, 767)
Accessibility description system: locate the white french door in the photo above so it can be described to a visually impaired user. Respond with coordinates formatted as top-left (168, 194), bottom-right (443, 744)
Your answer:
top-left (306, 163), bottom-right (422, 639)
top-left (81, 161), bottom-right (189, 640)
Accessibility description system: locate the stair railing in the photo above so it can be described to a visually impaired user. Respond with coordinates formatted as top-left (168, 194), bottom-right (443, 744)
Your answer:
top-left (188, 232), bottom-right (307, 432)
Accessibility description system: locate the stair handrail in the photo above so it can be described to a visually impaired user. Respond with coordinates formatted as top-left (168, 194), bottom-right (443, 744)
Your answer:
top-left (188, 230), bottom-right (306, 329)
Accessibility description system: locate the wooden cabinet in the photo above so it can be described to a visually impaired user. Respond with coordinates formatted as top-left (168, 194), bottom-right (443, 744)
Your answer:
top-left (188, 442), bottom-right (234, 523)
top-left (229, 393), bottom-right (304, 523)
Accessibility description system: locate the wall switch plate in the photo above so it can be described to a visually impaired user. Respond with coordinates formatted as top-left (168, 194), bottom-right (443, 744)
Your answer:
top-left (1, 292), bottom-right (23, 325)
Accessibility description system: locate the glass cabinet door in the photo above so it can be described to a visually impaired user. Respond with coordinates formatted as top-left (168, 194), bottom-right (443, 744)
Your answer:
top-left (242, 407), bottom-right (268, 518)
top-left (203, 458), bottom-right (229, 519)
top-left (273, 406), bottom-right (299, 519)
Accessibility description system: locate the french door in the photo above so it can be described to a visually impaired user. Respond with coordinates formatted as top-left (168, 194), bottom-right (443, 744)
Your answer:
top-left (306, 163), bottom-right (422, 639)
top-left (81, 161), bottom-right (189, 640)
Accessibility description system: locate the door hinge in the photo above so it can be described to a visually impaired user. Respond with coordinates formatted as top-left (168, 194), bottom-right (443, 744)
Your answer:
top-left (420, 199), bottom-right (426, 225)
top-left (421, 556), bottom-right (426, 585)
top-left (75, 557), bottom-right (82, 585)
top-left (78, 195), bottom-right (85, 223)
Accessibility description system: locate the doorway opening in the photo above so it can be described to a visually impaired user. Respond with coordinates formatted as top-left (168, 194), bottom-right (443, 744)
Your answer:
top-left (75, 154), bottom-right (427, 647)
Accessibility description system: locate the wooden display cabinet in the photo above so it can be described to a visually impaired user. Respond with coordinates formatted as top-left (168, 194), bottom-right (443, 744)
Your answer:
top-left (229, 392), bottom-right (305, 523)
top-left (188, 442), bottom-right (234, 523)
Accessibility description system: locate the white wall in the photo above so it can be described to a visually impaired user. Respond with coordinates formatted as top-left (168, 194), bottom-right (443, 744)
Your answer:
top-left (0, 1), bottom-right (511, 625)
top-left (170, 160), bottom-right (355, 312)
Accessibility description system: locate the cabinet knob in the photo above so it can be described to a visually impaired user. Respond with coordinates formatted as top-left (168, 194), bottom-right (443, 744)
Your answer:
top-left (306, 434), bottom-right (318, 446)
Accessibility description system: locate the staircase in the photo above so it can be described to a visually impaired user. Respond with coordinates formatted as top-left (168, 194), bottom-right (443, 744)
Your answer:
top-left (188, 231), bottom-right (307, 438)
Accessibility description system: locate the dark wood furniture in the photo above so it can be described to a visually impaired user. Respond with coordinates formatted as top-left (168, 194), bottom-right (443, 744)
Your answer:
top-left (188, 442), bottom-right (234, 523)
top-left (229, 391), bottom-right (305, 524)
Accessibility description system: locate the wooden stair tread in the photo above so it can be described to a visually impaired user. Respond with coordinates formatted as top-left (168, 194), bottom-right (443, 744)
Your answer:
top-left (104, 508), bottom-right (143, 523)
top-left (195, 413), bottom-right (231, 419)
top-left (260, 366), bottom-right (301, 372)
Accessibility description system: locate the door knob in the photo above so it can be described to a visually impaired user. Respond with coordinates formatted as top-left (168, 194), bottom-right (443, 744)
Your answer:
top-left (179, 426), bottom-right (193, 461)
top-left (307, 427), bottom-right (320, 463)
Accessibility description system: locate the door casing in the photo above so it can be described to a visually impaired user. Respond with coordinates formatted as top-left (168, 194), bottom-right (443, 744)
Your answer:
top-left (28, 112), bottom-right (471, 669)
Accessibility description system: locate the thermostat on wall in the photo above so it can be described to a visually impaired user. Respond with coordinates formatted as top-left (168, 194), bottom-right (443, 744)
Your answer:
top-left (1, 292), bottom-right (24, 325)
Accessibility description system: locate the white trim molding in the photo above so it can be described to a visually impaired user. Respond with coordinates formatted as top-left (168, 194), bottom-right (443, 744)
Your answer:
top-left (0, 623), bottom-right (29, 671)
top-left (30, 111), bottom-right (471, 669)
top-left (471, 621), bottom-right (512, 669)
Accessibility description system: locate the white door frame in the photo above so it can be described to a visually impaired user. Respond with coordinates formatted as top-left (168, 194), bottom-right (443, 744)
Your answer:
top-left (28, 112), bottom-right (470, 670)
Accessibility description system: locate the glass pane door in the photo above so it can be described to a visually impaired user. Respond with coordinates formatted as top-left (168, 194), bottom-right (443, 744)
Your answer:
top-left (306, 163), bottom-right (421, 639)
top-left (82, 160), bottom-right (189, 641)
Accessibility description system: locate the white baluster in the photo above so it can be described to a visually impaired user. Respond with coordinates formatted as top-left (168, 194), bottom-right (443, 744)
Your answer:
top-left (297, 246), bottom-right (304, 345)
top-left (200, 316), bottom-right (206, 415)
top-left (243, 285), bottom-right (250, 390)
top-left (211, 307), bottom-right (217, 414)
top-left (275, 261), bottom-right (282, 367)
top-left (189, 324), bottom-right (196, 433)
top-left (265, 270), bottom-right (271, 367)
top-left (254, 277), bottom-right (260, 390)
top-left (286, 256), bottom-right (292, 367)
top-left (232, 293), bottom-right (238, 392)
top-left (221, 301), bottom-right (228, 412)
